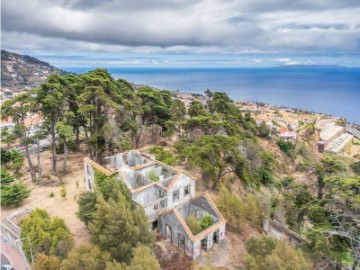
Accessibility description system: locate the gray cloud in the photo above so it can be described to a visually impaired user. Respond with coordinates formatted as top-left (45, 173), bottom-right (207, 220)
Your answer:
top-left (2, 0), bottom-right (360, 57)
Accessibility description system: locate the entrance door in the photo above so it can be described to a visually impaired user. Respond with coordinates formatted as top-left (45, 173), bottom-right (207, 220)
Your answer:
top-left (165, 224), bottom-right (172, 242)
top-left (178, 234), bottom-right (185, 250)
top-left (213, 230), bottom-right (219, 243)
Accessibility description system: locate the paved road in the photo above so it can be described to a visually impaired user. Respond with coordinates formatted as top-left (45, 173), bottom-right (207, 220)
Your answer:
top-left (1, 253), bottom-right (11, 264)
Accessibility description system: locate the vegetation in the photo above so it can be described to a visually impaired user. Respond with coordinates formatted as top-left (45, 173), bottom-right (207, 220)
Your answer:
top-left (149, 146), bottom-right (178, 165)
top-left (186, 214), bottom-right (214, 235)
top-left (1, 149), bottom-right (30, 207)
top-left (20, 209), bottom-right (74, 261)
top-left (77, 191), bottom-right (98, 225)
top-left (33, 253), bottom-right (62, 270)
top-left (89, 192), bottom-right (154, 263)
top-left (216, 187), bottom-right (263, 231)
top-left (277, 139), bottom-right (296, 158)
top-left (60, 243), bottom-right (111, 270)
top-left (3, 68), bottom-right (358, 269)
top-left (243, 236), bottom-right (310, 270)
top-left (350, 161), bottom-right (360, 175)
top-left (147, 170), bottom-right (159, 182)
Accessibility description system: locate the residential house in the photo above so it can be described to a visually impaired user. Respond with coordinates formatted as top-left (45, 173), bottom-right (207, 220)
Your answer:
top-left (84, 150), bottom-right (226, 259)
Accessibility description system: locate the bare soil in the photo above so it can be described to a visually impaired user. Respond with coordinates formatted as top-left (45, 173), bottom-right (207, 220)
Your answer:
top-left (1, 148), bottom-right (90, 245)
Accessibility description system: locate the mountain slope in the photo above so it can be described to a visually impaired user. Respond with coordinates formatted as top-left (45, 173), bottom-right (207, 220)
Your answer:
top-left (1, 50), bottom-right (67, 93)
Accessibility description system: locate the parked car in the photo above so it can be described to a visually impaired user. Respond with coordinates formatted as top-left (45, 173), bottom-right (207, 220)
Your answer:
top-left (1, 265), bottom-right (14, 270)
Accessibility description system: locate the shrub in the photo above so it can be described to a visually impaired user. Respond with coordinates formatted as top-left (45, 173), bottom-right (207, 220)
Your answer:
top-left (61, 186), bottom-right (66, 198)
top-left (49, 191), bottom-right (54, 198)
top-left (147, 170), bottom-right (159, 182)
top-left (243, 236), bottom-right (311, 270)
top-left (200, 214), bottom-right (214, 230)
top-left (1, 168), bottom-right (31, 207)
top-left (186, 215), bottom-right (202, 235)
top-left (350, 161), bottom-right (360, 175)
top-left (20, 209), bottom-right (74, 261)
top-left (277, 139), bottom-right (295, 158)
top-left (33, 253), bottom-right (61, 270)
top-left (216, 186), bottom-right (246, 230)
top-left (149, 146), bottom-right (178, 166)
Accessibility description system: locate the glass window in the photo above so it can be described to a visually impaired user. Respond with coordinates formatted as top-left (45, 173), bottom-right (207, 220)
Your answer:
top-left (173, 190), bottom-right (179, 202)
top-left (184, 185), bottom-right (190, 196)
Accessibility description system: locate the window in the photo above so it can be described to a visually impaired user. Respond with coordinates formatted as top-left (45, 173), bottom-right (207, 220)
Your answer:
top-left (87, 165), bottom-right (91, 176)
top-left (184, 185), bottom-right (190, 196)
top-left (173, 190), bottom-right (179, 202)
top-left (154, 203), bottom-right (159, 210)
top-left (158, 189), bottom-right (164, 198)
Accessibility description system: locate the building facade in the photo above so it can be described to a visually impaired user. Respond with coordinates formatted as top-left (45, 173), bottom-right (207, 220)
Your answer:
top-left (83, 150), bottom-right (226, 259)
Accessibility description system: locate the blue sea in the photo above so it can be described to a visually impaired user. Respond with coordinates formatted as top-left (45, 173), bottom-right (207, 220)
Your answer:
top-left (65, 67), bottom-right (360, 124)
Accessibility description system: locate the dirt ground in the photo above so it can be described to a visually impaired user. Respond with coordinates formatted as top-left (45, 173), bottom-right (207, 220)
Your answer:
top-left (1, 148), bottom-right (90, 245)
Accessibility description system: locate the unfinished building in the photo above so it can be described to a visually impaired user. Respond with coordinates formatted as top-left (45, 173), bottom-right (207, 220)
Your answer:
top-left (83, 150), bottom-right (226, 259)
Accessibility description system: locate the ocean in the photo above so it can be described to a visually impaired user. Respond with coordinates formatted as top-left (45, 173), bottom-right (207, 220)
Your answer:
top-left (65, 67), bottom-right (360, 124)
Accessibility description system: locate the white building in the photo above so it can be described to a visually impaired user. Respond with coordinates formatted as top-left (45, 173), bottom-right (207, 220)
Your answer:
top-left (84, 150), bottom-right (226, 259)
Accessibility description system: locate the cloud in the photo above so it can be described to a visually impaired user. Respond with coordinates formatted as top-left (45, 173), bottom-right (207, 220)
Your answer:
top-left (2, 0), bottom-right (360, 66)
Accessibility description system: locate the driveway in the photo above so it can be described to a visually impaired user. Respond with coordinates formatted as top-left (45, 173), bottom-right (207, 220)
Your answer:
top-left (1, 253), bottom-right (11, 264)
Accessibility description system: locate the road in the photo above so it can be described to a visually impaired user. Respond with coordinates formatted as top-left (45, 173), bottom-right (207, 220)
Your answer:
top-left (1, 253), bottom-right (11, 265)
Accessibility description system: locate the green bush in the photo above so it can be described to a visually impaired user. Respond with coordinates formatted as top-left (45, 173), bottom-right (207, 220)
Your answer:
top-left (61, 186), bottom-right (67, 198)
top-left (350, 161), bottom-right (360, 175)
top-left (186, 215), bottom-right (202, 235)
top-left (277, 139), bottom-right (296, 158)
top-left (149, 146), bottom-right (178, 166)
top-left (200, 214), bottom-right (214, 230)
top-left (20, 209), bottom-right (74, 261)
top-left (243, 236), bottom-right (311, 270)
top-left (147, 170), bottom-right (159, 182)
top-left (1, 168), bottom-right (31, 207)
top-left (1, 183), bottom-right (31, 207)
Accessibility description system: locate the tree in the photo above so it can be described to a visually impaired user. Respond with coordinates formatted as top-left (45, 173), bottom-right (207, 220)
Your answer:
top-left (88, 192), bottom-right (154, 263)
top-left (168, 99), bottom-right (186, 137)
top-left (20, 209), bottom-right (74, 261)
top-left (188, 100), bottom-right (207, 117)
top-left (32, 126), bottom-right (48, 181)
top-left (2, 93), bottom-right (37, 181)
top-left (77, 191), bottom-right (98, 225)
top-left (35, 75), bottom-right (66, 175)
top-left (315, 157), bottom-right (346, 199)
top-left (127, 244), bottom-right (161, 270)
top-left (216, 186), bottom-right (246, 230)
top-left (284, 184), bottom-right (313, 233)
top-left (33, 253), bottom-right (62, 270)
top-left (258, 121), bottom-right (270, 138)
top-left (1, 180), bottom-right (31, 207)
top-left (1, 148), bottom-right (24, 180)
top-left (56, 121), bottom-right (74, 174)
top-left (178, 135), bottom-right (248, 189)
top-left (60, 243), bottom-right (111, 270)
top-left (94, 170), bottom-right (131, 202)
top-left (243, 236), bottom-right (310, 270)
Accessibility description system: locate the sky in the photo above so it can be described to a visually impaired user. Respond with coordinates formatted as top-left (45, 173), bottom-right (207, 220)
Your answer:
top-left (2, 0), bottom-right (360, 68)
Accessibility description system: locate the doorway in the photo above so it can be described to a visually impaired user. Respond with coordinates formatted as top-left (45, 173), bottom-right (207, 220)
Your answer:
top-left (165, 224), bottom-right (172, 242)
top-left (178, 234), bottom-right (185, 250)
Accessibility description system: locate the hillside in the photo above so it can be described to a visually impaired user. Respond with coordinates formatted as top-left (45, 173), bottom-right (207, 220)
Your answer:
top-left (1, 50), bottom-right (67, 99)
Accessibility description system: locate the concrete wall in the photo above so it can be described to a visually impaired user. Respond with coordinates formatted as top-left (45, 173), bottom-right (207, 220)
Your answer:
top-left (159, 211), bottom-right (195, 258)
top-left (167, 174), bottom-right (195, 208)
top-left (84, 161), bottom-right (95, 191)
